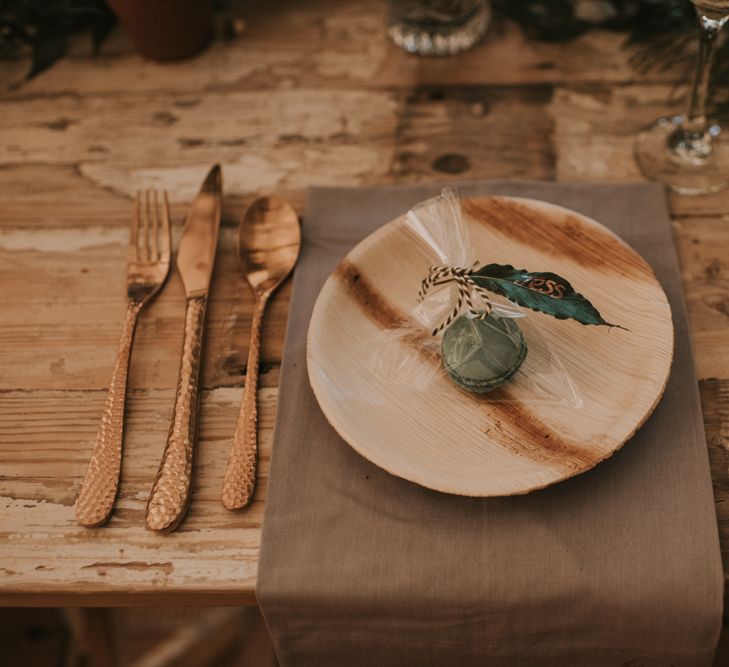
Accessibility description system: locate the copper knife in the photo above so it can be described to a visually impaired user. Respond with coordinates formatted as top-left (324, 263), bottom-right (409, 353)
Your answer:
top-left (146, 165), bottom-right (222, 533)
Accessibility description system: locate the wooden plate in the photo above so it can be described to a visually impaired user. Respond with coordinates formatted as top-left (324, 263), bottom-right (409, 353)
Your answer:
top-left (307, 197), bottom-right (674, 496)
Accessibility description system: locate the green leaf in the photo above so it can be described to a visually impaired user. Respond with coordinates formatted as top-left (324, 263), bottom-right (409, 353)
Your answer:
top-left (90, 13), bottom-right (115, 55)
top-left (471, 263), bottom-right (625, 329)
top-left (28, 24), bottom-right (66, 79)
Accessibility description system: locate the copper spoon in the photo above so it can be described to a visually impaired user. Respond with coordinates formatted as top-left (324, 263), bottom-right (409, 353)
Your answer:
top-left (222, 197), bottom-right (300, 510)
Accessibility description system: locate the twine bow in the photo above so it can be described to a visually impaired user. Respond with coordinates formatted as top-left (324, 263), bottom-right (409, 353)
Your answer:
top-left (418, 263), bottom-right (493, 336)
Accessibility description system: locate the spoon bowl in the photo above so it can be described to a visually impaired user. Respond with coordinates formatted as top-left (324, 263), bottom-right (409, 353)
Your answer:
top-left (238, 197), bottom-right (300, 296)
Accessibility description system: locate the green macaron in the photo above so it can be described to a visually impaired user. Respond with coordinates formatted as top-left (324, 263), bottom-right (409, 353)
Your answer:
top-left (441, 314), bottom-right (527, 393)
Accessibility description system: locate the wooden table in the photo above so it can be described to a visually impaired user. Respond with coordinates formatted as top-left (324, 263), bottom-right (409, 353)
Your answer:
top-left (1, 0), bottom-right (728, 609)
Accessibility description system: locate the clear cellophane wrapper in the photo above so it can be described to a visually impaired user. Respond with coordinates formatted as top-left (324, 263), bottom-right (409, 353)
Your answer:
top-left (367, 188), bottom-right (582, 407)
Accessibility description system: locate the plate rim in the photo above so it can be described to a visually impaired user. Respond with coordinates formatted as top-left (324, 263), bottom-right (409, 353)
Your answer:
top-left (306, 195), bottom-right (675, 496)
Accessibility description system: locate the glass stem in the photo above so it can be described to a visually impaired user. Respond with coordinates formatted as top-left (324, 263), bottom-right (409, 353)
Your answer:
top-left (687, 10), bottom-right (725, 131)
top-left (671, 9), bottom-right (728, 159)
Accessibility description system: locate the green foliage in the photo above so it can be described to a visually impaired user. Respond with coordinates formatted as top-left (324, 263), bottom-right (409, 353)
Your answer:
top-left (491, 0), bottom-right (691, 41)
top-left (492, 0), bottom-right (592, 41)
top-left (471, 263), bottom-right (622, 328)
top-left (0, 0), bottom-right (726, 105)
top-left (0, 0), bottom-right (115, 79)
top-left (492, 0), bottom-right (729, 117)
top-left (624, 1), bottom-right (729, 117)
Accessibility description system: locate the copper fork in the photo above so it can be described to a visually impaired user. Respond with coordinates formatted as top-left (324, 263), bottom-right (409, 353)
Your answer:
top-left (75, 191), bottom-right (172, 527)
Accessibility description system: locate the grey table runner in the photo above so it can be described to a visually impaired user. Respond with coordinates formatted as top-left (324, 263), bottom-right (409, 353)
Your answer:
top-left (257, 181), bottom-right (723, 666)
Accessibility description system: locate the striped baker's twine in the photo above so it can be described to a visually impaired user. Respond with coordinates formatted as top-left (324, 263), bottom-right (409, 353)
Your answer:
top-left (418, 263), bottom-right (493, 335)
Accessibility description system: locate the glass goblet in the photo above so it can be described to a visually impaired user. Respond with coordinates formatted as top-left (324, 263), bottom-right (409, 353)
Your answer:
top-left (635, 1), bottom-right (729, 195)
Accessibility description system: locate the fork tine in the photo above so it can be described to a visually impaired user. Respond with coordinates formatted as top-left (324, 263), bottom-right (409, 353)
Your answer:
top-left (141, 191), bottom-right (151, 262)
top-left (151, 190), bottom-right (160, 260)
top-left (160, 191), bottom-right (171, 262)
top-left (130, 191), bottom-right (141, 259)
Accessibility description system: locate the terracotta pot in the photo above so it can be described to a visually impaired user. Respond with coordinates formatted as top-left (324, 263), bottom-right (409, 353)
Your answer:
top-left (108, 0), bottom-right (214, 62)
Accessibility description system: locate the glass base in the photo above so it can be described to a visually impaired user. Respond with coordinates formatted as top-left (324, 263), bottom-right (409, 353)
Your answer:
top-left (634, 115), bottom-right (729, 195)
top-left (388, 0), bottom-right (491, 56)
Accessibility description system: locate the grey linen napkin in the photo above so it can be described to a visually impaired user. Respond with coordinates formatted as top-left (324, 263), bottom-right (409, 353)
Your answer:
top-left (257, 182), bottom-right (723, 666)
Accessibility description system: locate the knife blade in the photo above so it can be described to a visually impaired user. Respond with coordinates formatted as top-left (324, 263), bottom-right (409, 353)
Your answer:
top-left (176, 164), bottom-right (222, 297)
top-left (146, 165), bottom-right (222, 533)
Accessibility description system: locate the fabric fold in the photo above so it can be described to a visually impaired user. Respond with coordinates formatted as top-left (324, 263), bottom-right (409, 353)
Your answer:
top-left (257, 181), bottom-right (723, 666)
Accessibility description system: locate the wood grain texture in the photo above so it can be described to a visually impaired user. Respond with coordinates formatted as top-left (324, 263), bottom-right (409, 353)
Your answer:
top-left (308, 197), bottom-right (673, 496)
top-left (0, 0), bottom-right (728, 604)
top-left (0, 387), bottom-right (273, 605)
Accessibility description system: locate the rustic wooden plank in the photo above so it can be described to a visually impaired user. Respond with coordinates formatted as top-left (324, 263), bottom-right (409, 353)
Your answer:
top-left (0, 386), bottom-right (273, 605)
top-left (673, 216), bottom-right (729, 381)
top-left (0, 225), bottom-right (288, 391)
top-left (552, 84), bottom-right (667, 184)
top-left (0, 0), bottom-right (728, 607)
top-left (669, 186), bottom-right (729, 217)
top-left (0, 165), bottom-right (130, 229)
top-left (552, 82), bottom-right (729, 216)
top-left (0, 165), bottom-right (283, 230)
top-left (701, 379), bottom-right (729, 569)
top-left (390, 85), bottom-right (555, 183)
top-left (374, 19), bottom-right (638, 88)
top-left (0, 4), bottom-right (646, 98)
top-left (0, 88), bottom-right (399, 201)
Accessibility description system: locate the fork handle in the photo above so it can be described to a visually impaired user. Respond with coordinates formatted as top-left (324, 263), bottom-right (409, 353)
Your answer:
top-left (146, 295), bottom-right (207, 532)
top-left (221, 292), bottom-right (269, 510)
top-left (75, 301), bottom-right (142, 527)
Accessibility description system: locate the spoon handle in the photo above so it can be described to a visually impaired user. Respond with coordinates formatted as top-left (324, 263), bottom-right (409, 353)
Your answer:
top-left (222, 292), bottom-right (268, 510)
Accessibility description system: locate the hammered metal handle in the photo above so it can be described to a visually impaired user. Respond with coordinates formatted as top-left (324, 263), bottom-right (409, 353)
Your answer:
top-left (75, 301), bottom-right (143, 527)
top-left (221, 293), bottom-right (269, 510)
top-left (146, 295), bottom-right (207, 532)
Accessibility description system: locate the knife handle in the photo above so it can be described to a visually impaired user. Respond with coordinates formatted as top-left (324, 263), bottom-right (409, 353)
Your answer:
top-left (146, 295), bottom-right (207, 533)
top-left (221, 292), bottom-right (268, 510)
top-left (76, 301), bottom-right (142, 527)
